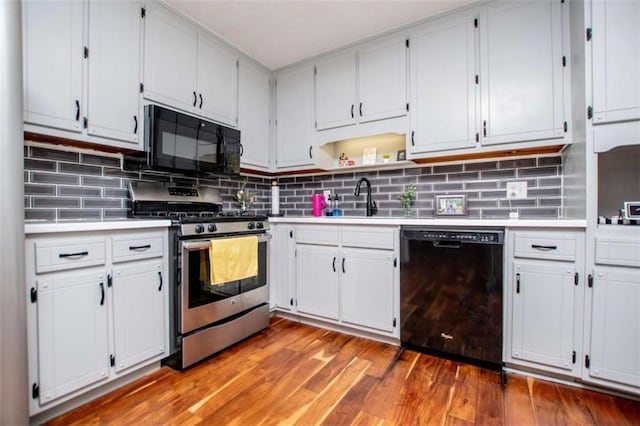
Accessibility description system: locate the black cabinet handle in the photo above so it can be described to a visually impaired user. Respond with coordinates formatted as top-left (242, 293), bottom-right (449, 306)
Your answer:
top-left (133, 115), bottom-right (138, 134)
top-left (359, 102), bottom-right (363, 117)
top-left (129, 244), bottom-right (151, 251)
top-left (531, 244), bottom-right (557, 251)
top-left (351, 104), bottom-right (354, 118)
top-left (75, 100), bottom-right (80, 121)
top-left (193, 91), bottom-right (197, 107)
top-left (483, 120), bottom-right (487, 137)
top-left (342, 258), bottom-right (345, 273)
top-left (158, 271), bottom-right (163, 291)
top-left (290, 297), bottom-right (294, 306)
top-left (309, 146), bottom-right (313, 159)
top-left (99, 282), bottom-right (105, 305)
top-left (516, 273), bottom-right (521, 294)
top-left (240, 143), bottom-right (244, 157)
top-left (411, 130), bottom-right (415, 146)
top-left (59, 251), bottom-right (88, 258)
top-left (199, 93), bottom-right (203, 109)
top-left (332, 256), bottom-right (336, 272)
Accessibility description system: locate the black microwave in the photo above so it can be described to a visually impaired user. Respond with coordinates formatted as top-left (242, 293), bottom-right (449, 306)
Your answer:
top-left (123, 105), bottom-right (241, 177)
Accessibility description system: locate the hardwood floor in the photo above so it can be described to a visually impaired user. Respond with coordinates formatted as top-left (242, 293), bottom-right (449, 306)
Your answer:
top-left (48, 317), bottom-right (640, 425)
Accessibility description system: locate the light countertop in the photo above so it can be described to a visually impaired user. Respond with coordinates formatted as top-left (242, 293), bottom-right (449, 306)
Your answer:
top-left (268, 216), bottom-right (587, 228)
top-left (25, 219), bottom-right (172, 235)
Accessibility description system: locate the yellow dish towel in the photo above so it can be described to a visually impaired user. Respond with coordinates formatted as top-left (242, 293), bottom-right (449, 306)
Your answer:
top-left (209, 236), bottom-right (258, 285)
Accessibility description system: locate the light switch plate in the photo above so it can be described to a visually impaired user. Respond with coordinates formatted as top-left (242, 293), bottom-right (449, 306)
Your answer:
top-left (506, 181), bottom-right (527, 199)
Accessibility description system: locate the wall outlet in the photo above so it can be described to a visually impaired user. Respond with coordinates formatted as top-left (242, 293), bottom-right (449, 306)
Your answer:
top-left (323, 190), bottom-right (331, 204)
top-left (506, 181), bottom-right (527, 199)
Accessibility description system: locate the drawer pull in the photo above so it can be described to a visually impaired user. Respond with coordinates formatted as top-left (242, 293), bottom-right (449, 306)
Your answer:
top-left (129, 244), bottom-right (151, 251)
top-left (59, 251), bottom-right (89, 258)
top-left (158, 271), bottom-right (163, 292)
top-left (99, 282), bottom-right (105, 306)
top-left (531, 244), bottom-right (557, 251)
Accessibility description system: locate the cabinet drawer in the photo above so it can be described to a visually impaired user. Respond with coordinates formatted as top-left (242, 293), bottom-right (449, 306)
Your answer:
top-left (35, 238), bottom-right (106, 273)
top-left (595, 237), bottom-right (640, 268)
top-left (295, 225), bottom-right (339, 246)
top-left (341, 226), bottom-right (395, 250)
top-left (112, 232), bottom-right (164, 263)
top-left (513, 232), bottom-right (577, 261)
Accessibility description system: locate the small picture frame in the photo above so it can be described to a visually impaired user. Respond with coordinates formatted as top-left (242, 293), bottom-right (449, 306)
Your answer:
top-left (435, 194), bottom-right (467, 216)
top-left (397, 149), bottom-right (406, 161)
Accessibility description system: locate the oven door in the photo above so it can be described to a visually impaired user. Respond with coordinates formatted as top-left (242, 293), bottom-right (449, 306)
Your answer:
top-left (180, 233), bottom-right (270, 334)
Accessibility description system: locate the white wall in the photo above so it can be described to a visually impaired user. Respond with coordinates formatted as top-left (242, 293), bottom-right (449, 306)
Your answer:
top-left (0, 0), bottom-right (28, 424)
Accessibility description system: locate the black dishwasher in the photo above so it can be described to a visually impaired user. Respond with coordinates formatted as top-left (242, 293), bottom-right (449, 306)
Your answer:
top-left (400, 227), bottom-right (504, 370)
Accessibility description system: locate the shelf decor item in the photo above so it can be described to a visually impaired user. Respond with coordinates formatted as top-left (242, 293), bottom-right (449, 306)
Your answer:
top-left (398, 184), bottom-right (416, 217)
top-left (362, 147), bottom-right (377, 165)
top-left (435, 194), bottom-right (467, 216)
top-left (234, 178), bottom-right (255, 213)
top-left (397, 149), bottom-right (406, 161)
top-left (382, 153), bottom-right (391, 163)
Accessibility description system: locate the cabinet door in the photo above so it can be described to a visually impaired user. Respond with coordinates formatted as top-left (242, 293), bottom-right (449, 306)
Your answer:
top-left (87, 0), bottom-right (140, 143)
top-left (143, 2), bottom-right (197, 113)
top-left (341, 248), bottom-right (395, 332)
top-left (588, 268), bottom-right (640, 388)
top-left (480, 0), bottom-right (564, 145)
top-left (592, 1), bottom-right (640, 124)
top-left (314, 51), bottom-right (357, 130)
top-left (410, 12), bottom-right (477, 154)
top-left (36, 271), bottom-right (109, 405)
top-left (358, 35), bottom-right (407, 124)
top-left (23, 0), bottom-right (83, 132)
top-left (271, 225), bottom-right (296, 311)
top-left (112, 261), bottom-right (165, 373)
top-left (239, 58), bottom-right (271, 169)
top-left (511, 262), bottom-right (576, 371)
top-left (296, 244), bottom-right (339, 320)
top-left (197, 34), bottom-right (238, 126)
top-left (275, 65), bottom-right (315, 168)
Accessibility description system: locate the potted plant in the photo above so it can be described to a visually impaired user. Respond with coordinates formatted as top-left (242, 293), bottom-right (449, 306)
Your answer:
top-left (382, 153), bottom-right (391, 163)
top-left (398, 184), bottom-right (416, 217)
top-left (234, 178), bottom-right (255, 213)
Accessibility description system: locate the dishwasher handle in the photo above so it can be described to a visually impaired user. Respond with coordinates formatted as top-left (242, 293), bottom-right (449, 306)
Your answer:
top-left (432, 241), bottom-right (462, 249)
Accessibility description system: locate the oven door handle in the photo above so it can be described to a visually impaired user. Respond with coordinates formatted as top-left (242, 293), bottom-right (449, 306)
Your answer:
top-left (182, 234), bottom-right (272, 250)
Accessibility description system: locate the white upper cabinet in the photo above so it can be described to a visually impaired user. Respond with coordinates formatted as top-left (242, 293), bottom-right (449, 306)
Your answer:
top-left (143, 2), bottom-right (238, 126)
top-left (410, 11), bottom-right (478, 154)
top-left (239, 58), bottom-right (271, 169)
top-left (591, 0), bottom-right (640, 125)
top-left (23, 0), bottom-right (84, 133)
top-left (196, 34), bottom-right (239, 127)
top-left (480, 0), bottom-right (565, 145)
top-left (275, 64), bottom-right (316, 168)
top-left (87, 0), bottom-right (141, 143)
top-left (358, 35), bottom-right (407, 124)
top-left (314, 51), bottom-right (357, 130)
top-left (143, 2), bottom-right (198, 114)
top-left (314, 33), bottom-right (407, 131)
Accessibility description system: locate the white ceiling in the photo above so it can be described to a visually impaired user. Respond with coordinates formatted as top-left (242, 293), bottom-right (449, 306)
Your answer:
top-left (165, 0), bottom-right (476, 70)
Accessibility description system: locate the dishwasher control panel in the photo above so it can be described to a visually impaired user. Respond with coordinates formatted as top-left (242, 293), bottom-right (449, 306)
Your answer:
top-left (401, 228), bottom-right (504, 245)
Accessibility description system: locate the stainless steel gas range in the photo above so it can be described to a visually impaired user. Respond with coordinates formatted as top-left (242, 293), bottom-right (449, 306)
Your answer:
top-left (129, 182), bottom-right (270, 369)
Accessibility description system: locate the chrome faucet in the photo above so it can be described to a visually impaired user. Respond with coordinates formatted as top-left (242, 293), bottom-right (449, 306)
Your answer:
top-left (354, 177), bottom-right (377, 216)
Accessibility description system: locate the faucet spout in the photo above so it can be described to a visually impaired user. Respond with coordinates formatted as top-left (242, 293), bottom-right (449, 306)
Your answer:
top-left (354, 177), bottom-right (377, 216)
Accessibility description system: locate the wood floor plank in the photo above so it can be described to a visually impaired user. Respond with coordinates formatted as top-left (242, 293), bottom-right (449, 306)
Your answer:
top-left (45, 318), bottom-right (640, 426)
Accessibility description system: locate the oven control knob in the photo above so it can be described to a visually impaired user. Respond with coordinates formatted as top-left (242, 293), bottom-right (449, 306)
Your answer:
top-left (247, 222), bottom-right (255, 230)
top-left (195, 224), bottom-right (205, 233)
top-left (207, 224), bottom-right (217, 233)
top-left (256, 222), bottom-right (264, 229)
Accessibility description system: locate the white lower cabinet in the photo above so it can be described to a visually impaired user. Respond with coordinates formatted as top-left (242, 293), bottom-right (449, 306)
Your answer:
top-left (35, 270), bottom-right (110, 405)
top-left (285, 224), bottom-right (399, 339)
top-left (26, 228), bottom-right (169, 416)
top-left (586, 268), bottom-right (640, 389)
top-left (270, 224), bottom-right (296, 311)
top-left (506, 230), bottom-right (584, 377)
top-left (511, 261), bottom-right (577, 371)
top-left (296, 244), bottom-right (340, 320)
top-left (111, 261), bottom-right (165, 373)
top-left (341, 248), bottom-right (395, 332)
